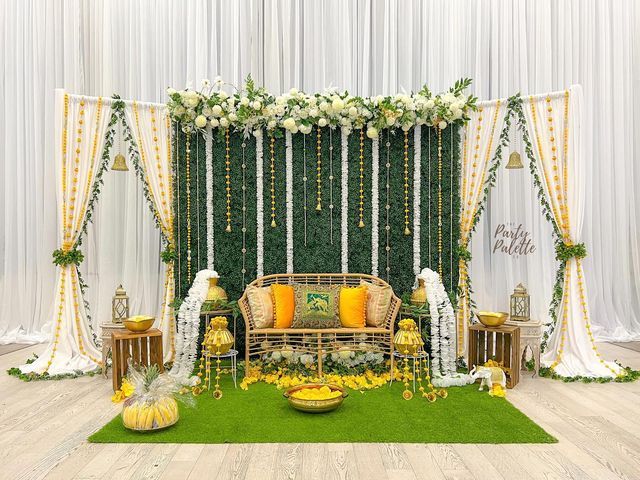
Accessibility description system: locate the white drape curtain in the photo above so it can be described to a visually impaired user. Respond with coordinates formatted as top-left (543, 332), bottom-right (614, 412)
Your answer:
top-left (457, 100), bottom-right (508, 356)
top-left (21, 92), bottom-right (109, 374)
top-left (124, 102), bottom-right (175, 362)
top-left (2, 0), bottom-right (639, 343)
top-left (523, 87), bottom-right (620, 377)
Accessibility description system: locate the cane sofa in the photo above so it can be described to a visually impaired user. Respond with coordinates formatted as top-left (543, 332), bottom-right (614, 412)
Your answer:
top-left (239, 273), bottom-right (401, 376)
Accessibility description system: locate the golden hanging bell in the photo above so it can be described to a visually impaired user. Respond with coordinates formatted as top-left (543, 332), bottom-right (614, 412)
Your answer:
top-left (505, 151), bottom-right (524, 169)
top-left (271, 220), bottom-right (277, 228)
top-left (404, 227), bottom-right (411, 236)
top-left (204, 278), bottom-right (228, 309)
top-left (358, 220), bottom-right (365, 228)
top-left (316, 203), bottom-right (322, 211)
top-left (111, 153), bottom-right (129, 171)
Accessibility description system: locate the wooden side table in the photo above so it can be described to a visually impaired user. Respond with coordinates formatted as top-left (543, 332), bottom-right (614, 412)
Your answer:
top-left (506, 319), bottom-right (543, 377)
top-left (111, 328), bottom-right (164, 392)
top-left (100, 322), bottom-right (127, 378)
top-left (468, 324), bottom-right (521, 388)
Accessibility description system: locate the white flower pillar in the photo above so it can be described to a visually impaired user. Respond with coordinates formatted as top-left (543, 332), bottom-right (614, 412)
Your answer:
top-left (457, 101), bottom-right (506, 357)
top-left (125, 101), bottom-right (176, 363)
top-left (21, 91), bottom-right (111, 375)
top-left (524, 86), bottom-right (621, 378)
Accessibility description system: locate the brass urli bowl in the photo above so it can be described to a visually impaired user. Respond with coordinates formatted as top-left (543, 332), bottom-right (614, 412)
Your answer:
top-left (123, 315), bottom-right (155, 333)
top-left (283, 384), bottom-right (348, 413)
top-left (476, 311), bottom-right (509, 328)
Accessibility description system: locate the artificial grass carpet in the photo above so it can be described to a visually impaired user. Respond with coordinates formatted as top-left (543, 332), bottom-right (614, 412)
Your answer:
top-left (90, 377), bottom-right (555, 444)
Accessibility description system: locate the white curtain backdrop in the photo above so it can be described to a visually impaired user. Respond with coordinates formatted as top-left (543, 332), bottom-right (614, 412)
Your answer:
top-left (1, 0), bottom-right (639, 343)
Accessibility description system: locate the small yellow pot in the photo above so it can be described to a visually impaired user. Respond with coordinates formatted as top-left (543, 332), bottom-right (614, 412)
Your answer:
top-left (204, 316), bottom-right (234, 355)
top-left (394, 318), bottom-right (424, 355)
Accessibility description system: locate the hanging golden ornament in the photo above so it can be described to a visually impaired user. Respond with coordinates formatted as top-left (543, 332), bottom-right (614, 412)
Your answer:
top-left (393, 318), bottom-right (424, 356)
top-left (316, 126), bottom-right (322, 211)
top-left (358, 128), bottom-right (365, 228)
top-left (505, 151), bottom-right (524, 169)
top-left (111, 153), bottom-right (129, 171)
top-left (403, 130), bottom-right (411, 235)
top-left (270, 134), bottom-right (277, 227)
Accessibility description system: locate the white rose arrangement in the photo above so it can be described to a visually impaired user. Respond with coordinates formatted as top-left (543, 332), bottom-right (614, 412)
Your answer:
top-left (167, 76), bottom-right (477, 136)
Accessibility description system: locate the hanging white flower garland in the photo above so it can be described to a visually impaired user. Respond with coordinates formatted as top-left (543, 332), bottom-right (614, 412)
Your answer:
top-left (418, 267), bottom-right (473, 387)
top-left (169, 269), bottom-right (219, 386)
top-left (205, 127), bottom-right (214, 269)
top-left (412, 126), bottom-right (422, 276)
top-left (285, 132), bottom-right (294, 273)
top-left (370, 137), bottom-right (379, 276)
top-left (254, 129), bottom-right (264, 277)
top-left (340, 129), bottom-right (349, 273)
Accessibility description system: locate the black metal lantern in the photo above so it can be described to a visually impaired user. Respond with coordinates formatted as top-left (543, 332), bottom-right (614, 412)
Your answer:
top-left (510, 283), bottom-right (530, 322)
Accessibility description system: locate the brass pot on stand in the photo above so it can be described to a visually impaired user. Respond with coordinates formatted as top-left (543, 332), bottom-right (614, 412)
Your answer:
top-left (204, 316), bottom-right (234, 355)
top-left (410, 278), bottom-right (428, 307)
top-left (393, 318), bottom-right (424, 356)
top-left (204, 277), bottom-right (228, 310)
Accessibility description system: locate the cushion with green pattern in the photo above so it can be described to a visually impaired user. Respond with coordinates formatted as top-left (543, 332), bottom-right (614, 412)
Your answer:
top-left (292, 284), bottom-right (340, 328)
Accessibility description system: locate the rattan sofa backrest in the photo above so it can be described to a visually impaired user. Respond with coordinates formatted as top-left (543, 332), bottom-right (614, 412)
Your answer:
top-left (239, 273), bottom-right (401, 330)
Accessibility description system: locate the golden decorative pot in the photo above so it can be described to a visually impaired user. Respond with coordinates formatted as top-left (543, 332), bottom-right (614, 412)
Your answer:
top-left (394, 318), bottom-right (424, 355)
top-left (204, 316), bottom-right (234, 355)
top-left (204, 277), bottom-right (228, 309)
top-left (122, 397), bottom-right (179, 431)
top-left (123, 315), bottom-right (154, 333)
top-left (283, 384), bottom-right (348, 413)
top-left (476, 311), bottom-right (509, 328)
top-left (410, 278), bottom-right (428, 307)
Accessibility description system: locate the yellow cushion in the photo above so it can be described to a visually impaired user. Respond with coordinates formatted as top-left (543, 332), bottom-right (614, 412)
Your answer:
top-left (246, 285), bottom-right (274, 328)
top-left (271, 284), bottom-right (295, 328)
top-left (360, 280), bottom-right (392, 327)
top-left (339, 285), bottom-right (368, 328)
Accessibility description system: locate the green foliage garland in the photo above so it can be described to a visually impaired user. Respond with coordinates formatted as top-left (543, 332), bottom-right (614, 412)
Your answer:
top-left (52, 248), bottom-right (84, 266)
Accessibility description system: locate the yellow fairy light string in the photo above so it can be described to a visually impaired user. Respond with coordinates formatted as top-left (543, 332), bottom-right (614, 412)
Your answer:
top-left (270, 134), bottom-right (276, 227)
top-left (225, 128), bottom-right (232, 232)
top-left (437, 127), bottom-right (443, 277)
top-left (62, 94), bottom-right (69, 244)
top-left (316, 126), bottom-right (322, 211)
top-left (358, 128), bottom-right (365, 228)
top-left (403, 130), bottom-right (411, 235)
top-left (185, 134), bottom-right (192, 282)
top-left (66, 98), bottom-right (86, 247)
top-left (457, 123), bottom-right (471, 355)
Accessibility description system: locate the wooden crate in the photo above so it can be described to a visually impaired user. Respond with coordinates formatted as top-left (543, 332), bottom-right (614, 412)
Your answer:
top-left (112, 328), bottom-right (164, 392)
top-left (468, 324), bottom-right (520, 388)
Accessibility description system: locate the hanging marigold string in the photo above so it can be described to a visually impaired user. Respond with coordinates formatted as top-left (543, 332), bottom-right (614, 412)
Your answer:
top-left (437, 127), bottom-right (443, 278)
top-left (403, 130), bottom-right (411, 236)
top-left (241, 141), bottom-right (247, 286)
top-left (385, 133), bottom-right (391, 280)
top-left (358, 128), bottom-right (365, 228)
top-left (329, 129), bottom-right (335, 243)
top-left (71, 269), bottom-right (101, 366)
top-left (185, 134), bottom-right (192, 282)
top-left (269, 134), bottom-right (276, 228)
top-left (225, 128), bottom-right (232, 232)
top-left (303, 135), bottom-right (308, 245)
top-left (316, 126), bottom-right (322, 211)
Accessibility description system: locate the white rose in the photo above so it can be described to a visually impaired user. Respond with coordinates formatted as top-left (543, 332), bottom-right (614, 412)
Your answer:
top-left (366, 126), bottom-right (379, 139)
top-left (276, 96), bottom-right (286, 105)
top-left (240, 97), bottom-right (249, 106)
top-left (174, 105), bottom-right (185, 116)
top-left (276, 105), bottom-right (285, 116)
top-left (318, 118), bottom-right (328, 127)
top-left (319, 101), bottom-right (329, 112)
top-left (283, 117), bottom-right (296, 130)
top-left (332, 98), bottom-right (344, 111)
top-left (228, 112), bottom-right (238, 121)
top-left (210, 118), bottom-right (220, 127)
top-left (252, 100), bottom-right (262, 110)
top-left (289, 87), bottom-right (298, 96)
top-left (308, 97), bottom-right (317, 106)
top-left (386, 116), bottom-right (395, 126)
top-left (187, 96), bottom-right (199, 107)
top-left (290, 125), bottom-right (299, 134)
top-left (219, 117), bottom-right (229, 128)
top-left (443, 92), bottom-right (456, 104)
top-left (211, 105), bottom-right (222, 117)
top-left (281, 348), bottom-right (293, 360)
top-left (309, 108), bottom-right (319, 118)
top-left (267, 120), bottom-right (277, 129)
top-left (300, 124), bottom-right (312, 135)
top-left (438, 120), bottom-right (448, 130)
top-left (219, 90), bottom-right (228, 100)
top-left (298, 109), bottom-right (308, 119)
top-left (271, 351), bottom-right (282, 362)
top-left (426, 99), bottom-right (435, 109)
top-left (194, 115), bottom-right (207, 128)
top-left (348, 106), bottom-right (358, 117)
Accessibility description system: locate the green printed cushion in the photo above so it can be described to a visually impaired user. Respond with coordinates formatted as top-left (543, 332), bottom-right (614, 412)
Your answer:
top-left (292, 285), bottom-right (340, 328)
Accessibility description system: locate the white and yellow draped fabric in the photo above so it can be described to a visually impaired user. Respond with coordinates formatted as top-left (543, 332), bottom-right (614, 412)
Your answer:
top-left (524, 86), bottom-right (621, 378)
top-left (457, 101), bottom-right (507, 356)
top-left (125, 102), bottom-right (175, 363)
top-left (21, 91), bottom-right (111, 375)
